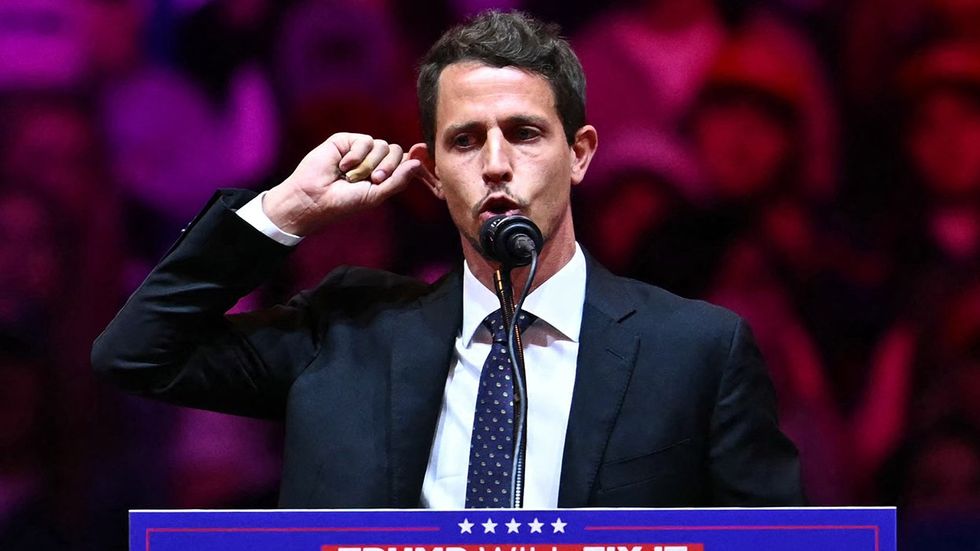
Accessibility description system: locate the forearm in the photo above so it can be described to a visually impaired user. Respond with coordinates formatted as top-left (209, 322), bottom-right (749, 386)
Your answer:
top-left (93, 131), bottom-right (425, 416)
top-left (91, 189), bottom-right (296, 417)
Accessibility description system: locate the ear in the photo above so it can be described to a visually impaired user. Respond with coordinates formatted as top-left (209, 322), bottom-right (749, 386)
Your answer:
top-left (408, 143), bottom-right (443, 199)
top-left (569, 125), bottom-right (598, 186)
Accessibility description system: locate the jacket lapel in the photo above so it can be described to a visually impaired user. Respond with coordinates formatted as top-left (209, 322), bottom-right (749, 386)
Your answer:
top-left (388, 269), bottom-right (463, 507)
top-left (558, 257), bottom-right (640, 507)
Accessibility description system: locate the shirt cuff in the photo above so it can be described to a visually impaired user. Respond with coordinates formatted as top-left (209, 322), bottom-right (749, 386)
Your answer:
top-left (235, 191), bottom-right (304, 247)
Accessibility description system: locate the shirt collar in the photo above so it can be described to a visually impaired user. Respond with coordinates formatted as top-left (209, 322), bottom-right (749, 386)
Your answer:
top-left (461, 243), bottom-right (586, 346)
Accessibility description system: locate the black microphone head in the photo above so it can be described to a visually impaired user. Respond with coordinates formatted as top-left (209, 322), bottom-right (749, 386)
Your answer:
top-left (479, 215), bottom-right (544, 267)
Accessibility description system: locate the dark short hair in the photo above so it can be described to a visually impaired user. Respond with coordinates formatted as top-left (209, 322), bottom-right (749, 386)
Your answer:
top-left (417, 10), bottom-right (586, 150)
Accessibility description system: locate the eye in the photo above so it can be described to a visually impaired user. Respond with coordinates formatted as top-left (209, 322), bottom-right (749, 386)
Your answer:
top-left (452, 134), bottom-right (476, 149)
top-left (513, 126), bottom-right (541, 142)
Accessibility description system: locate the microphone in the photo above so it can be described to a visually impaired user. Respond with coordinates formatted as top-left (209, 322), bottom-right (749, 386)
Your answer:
top-left (479, 215), bottom-right (544, 267)
top-left (481, 214), bottom-right (543, 508)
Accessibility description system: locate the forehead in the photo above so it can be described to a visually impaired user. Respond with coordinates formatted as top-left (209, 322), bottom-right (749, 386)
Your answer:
top-left (434, 62), bottom-right (559, 128)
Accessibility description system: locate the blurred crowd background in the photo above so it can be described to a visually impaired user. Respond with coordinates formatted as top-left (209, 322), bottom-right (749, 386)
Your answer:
top-left (1, 0), bottom-right (979, 548)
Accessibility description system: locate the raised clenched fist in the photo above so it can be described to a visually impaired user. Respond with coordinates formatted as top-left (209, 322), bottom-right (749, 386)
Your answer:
top-left (263, 133), bottom-right (433, 236)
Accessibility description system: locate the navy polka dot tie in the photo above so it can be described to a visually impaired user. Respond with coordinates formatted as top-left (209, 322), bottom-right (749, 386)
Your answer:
top-left (465, 309), bottom-right (536, 508)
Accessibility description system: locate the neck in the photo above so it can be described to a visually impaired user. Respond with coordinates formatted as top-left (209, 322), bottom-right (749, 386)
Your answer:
top-left (463, 209), bottom-right (577, 302)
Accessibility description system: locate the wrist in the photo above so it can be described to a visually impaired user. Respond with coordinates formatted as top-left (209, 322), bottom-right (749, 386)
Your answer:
top-left (263, 181), bottom-right (318, 236)
top-left (236, 192), bottom-right (304, 246)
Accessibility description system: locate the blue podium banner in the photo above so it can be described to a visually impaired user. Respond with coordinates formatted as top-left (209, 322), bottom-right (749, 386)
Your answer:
top-left (130, 508), bottom-right (896, 551)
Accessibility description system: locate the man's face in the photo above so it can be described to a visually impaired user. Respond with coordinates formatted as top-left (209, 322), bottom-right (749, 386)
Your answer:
top-left (693, 98), bottom-right (794, 200)
top-left (426, 62), bottom-right (586, 255)
top-left (907, 89), bottom-right (980, 200)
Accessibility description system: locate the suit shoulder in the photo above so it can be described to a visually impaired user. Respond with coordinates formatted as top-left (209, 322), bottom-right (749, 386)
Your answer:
top-left (613, 273), bottom-right (739, 323)
top-left (596, 274), bottom-right (757, 391)
top-left (599, 272), bottom-right (743, 341)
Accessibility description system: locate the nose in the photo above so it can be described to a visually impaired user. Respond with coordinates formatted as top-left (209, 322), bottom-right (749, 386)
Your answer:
top-left (482, 128), bottom-right (513, 186)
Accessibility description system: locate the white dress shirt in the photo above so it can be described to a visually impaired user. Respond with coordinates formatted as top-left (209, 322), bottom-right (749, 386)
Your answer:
top-left (236, 191), bottom-right (305, 246)
top-left (236, 192), bottom-right (586, 508)
top-left (420, 246), bottom-right (585, 509)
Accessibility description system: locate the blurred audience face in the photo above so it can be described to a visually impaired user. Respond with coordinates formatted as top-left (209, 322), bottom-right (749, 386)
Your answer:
top-left (906, 433), bottom-right (980, 513)
top-left (906, 88), bottom-right (980, 200)
top-left (0, 193), bottom-right (62, 325)
top-left (82, 0), bottom-right (144, 75)
top-left (169, 410), bottom-right (279, 508)
top-left (928, 0), bottom-right (980, 35)
top-left (0, 353), bottom-right (43, 462)
top-left (220, 0), bottom-right (271, 28)
top-left (945, 362), bottom-right (980, 429)
top-left (693, 96), bottom-right (795, 200)
top-left (2, 102), bottom-right (101, 216)
top-left (759, 197), bottom-right (817, 271)
top-left (590, 174), bottom-right (676, 272)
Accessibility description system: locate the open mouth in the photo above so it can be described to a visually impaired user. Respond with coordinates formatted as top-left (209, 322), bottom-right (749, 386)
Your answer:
top-left (478, 195), bottom-right (522, 222)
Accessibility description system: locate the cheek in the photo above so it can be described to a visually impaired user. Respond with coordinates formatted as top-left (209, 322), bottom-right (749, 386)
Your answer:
top-left (435, 156), bottom-right (478, 199)
top-left (444, 193), bottom-right (471, 223)
top-left (528, 150), bottom-right (572, 198)
top-left (437, 180), bottom-right (481, 234)
top-left (439, 174), bottom-right (478, 207)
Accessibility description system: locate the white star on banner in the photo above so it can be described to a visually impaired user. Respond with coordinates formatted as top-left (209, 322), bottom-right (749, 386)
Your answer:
top-left (458, 518), bottom-right (474, 534)
top-left (505, 518), bottom-right (521, 533)
top-left (551, 517), bottom-right (567, 533)
top-left (482, 518), bottom-right (498, 533)
top-left (528, 518), bottom-right (544, 533)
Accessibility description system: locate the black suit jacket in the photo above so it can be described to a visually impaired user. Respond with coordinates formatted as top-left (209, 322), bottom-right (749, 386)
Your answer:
top-left (92, 189), bottom-right (805, 508)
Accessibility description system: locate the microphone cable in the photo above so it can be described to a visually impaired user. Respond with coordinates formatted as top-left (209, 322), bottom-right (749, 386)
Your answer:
top-left (505, 246), bottom-right (538, 508)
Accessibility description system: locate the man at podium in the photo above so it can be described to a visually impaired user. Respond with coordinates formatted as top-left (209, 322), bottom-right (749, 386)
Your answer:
top-left (92, 10), bottom-right (804, 509)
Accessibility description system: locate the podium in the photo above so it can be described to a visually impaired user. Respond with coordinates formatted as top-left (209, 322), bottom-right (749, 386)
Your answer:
top-left (131, 507), bottom-right (896, 551)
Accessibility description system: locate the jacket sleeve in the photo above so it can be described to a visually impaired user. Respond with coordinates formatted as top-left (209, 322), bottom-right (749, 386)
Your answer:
top-left (91, 189), bottom-right (326, 420)
top-left (708, 317), bottom-right (808, 505)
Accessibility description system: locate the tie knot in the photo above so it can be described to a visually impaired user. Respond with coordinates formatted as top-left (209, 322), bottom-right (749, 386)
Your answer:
top-left (482, 309), bottom-right (536, 344)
